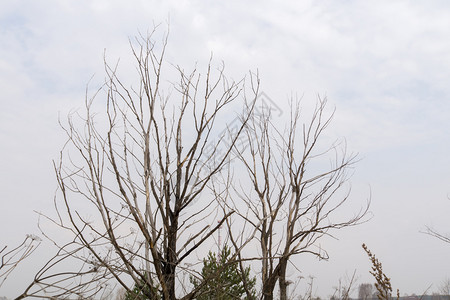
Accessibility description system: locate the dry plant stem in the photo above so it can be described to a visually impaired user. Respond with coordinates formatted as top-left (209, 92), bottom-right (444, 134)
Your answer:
top-left (362, 243), bottom-right (399, 300)
top-left (17, 28), bottom-right (259, 300)
top-left (332, 270), bottom-right (357, 300)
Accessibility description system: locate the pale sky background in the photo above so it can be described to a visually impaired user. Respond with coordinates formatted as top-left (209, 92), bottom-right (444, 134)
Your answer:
top-left (1, 1), bottom-right (450, 299)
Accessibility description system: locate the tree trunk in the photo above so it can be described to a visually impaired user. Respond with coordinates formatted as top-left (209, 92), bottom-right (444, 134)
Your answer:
top-left (262, 268), bottom-right (280, 300)
top-left (262, 279), bottom-right (276, 300)
top-left (165, 215), bottom-right (178, 300)
top-left (279, 258), bottom-right (288, 300)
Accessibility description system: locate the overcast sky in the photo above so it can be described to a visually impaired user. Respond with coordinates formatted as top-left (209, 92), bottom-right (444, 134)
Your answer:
top-left (1, 1), bottom-right (450, 298)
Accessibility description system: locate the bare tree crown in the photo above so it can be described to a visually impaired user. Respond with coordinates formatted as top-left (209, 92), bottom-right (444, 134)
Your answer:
top-left (13, 29), bottom-right (369, 300)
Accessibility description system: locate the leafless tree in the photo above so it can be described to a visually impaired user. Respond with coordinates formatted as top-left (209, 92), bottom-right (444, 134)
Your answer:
top-left (224, 99), bottom-right (369, 300)
top-left (0, 235), bottom-right (41, 288)
top-left (358, 283), bottom-right (374, 300)
top-left (439, 278), bottom-right (450, 296)
top-left (17, 28), bottom-right (258, 300)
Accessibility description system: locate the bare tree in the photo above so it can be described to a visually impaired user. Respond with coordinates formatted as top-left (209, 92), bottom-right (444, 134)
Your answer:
top-left (439, 278), bottom-right (450, 296)
top-left (225, 99), bottom-right (369, 300)
top-left (17, 28), bottom-right (258, 300)
top-left (12, 25), bottom-right (371, 300)
top-left (358, 283), bottom-right (374, 300)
